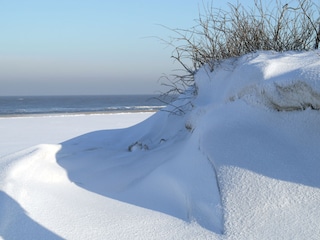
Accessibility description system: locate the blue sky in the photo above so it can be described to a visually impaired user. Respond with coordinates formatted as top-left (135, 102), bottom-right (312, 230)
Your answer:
top-left (0, 0), bottom-right (250, 96)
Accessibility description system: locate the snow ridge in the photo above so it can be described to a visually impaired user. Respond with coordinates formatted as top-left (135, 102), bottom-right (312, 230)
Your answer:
top-left (222, 51), bottom-right (320, 111)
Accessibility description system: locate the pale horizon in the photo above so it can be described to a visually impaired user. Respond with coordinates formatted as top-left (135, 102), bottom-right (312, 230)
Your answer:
top-left (0, 0), bottom-right (251, 96)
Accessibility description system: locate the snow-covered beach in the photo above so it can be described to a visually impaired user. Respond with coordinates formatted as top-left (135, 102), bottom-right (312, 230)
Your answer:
top-left (0, 112), bottom-right (154, 157)
top-left (1, 51), bottom-right (320, 239)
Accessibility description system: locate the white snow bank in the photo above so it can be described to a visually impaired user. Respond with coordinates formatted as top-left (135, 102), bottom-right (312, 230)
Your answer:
top-left (1, 50), bottom-right (320, 239)
top-left (195, 51), bottom-right (320, 111)
top-left (0, 112), bottom-right (153, 157)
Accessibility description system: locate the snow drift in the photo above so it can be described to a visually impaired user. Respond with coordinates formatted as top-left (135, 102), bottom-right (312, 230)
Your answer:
top-left (1, 50), bottom-right (320, 239)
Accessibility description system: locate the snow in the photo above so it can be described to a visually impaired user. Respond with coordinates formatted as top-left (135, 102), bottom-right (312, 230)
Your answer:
top-left (1, 50), bottom-right (320, 239)
top-left (0, 113), bottom-right (153, 157)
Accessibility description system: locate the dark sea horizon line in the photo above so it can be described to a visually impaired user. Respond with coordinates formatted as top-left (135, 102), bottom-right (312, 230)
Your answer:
top-left (0, 94), bottom-right (171, 118)
top-left (0, 109), bottom-right (159, 119)
top-left (0, 93), bottom-right (162, 97)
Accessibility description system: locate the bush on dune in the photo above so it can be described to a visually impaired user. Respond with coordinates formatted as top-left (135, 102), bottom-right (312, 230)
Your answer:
top-left (161, 0), bottom-right (320, 101)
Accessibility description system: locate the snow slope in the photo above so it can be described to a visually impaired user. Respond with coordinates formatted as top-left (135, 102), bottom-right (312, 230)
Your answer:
top-left (1, 51), bottom-right (320, 239)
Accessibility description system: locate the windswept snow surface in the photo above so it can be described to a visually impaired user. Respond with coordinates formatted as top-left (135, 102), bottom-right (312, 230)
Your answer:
top-left (1, 51), bottom-right (320, 239)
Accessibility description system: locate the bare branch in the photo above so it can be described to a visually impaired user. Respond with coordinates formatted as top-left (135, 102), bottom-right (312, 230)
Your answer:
top-left (158, 0), bottom-right (320, 114)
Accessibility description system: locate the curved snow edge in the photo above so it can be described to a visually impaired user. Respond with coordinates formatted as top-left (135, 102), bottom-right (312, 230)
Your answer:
top-left (229, 80), bottom-right (320, 111)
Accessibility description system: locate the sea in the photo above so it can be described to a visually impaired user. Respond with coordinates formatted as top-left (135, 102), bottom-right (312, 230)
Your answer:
top-left (0, 95), bottom-right (167, 117)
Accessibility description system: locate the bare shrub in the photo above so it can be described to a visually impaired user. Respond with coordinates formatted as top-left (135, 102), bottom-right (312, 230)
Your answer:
top-left (160, 0), bottom-right (320, 104)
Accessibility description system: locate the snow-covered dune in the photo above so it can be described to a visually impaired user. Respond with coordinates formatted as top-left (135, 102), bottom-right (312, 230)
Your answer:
top-left (1, 51), bottom-right (320, 239)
